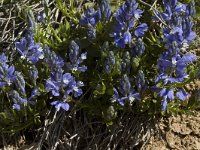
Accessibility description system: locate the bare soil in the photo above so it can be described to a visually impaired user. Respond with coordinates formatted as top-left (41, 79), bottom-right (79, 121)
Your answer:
top-left (143, 79), bottom-right (200, 150)
top-left (143, 111), bottom-right (200, 150)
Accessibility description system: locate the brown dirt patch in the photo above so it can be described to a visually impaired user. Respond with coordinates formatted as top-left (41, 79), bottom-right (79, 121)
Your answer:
top-left (143, 111), bottom-right (200, 150)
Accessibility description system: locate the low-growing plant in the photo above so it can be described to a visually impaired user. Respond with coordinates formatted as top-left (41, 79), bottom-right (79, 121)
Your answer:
top-left (0, 0), bottom-right (199, 135)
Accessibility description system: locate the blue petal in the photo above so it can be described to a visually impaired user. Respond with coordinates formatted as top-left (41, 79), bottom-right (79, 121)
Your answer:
top-left (167, 89), bottom-right (174, 100)
top-left (16, 37), bottom-right (27, 53)
top-left (31, 86), bottom-right (40, 97)
top-left (175, 3), bottom-right (186, 13)
top-left (124, 31), bottom-right (132, 44)
top-left (13, 104), bottom-right (21, 111)
top-left (78, 66), bottom-right (87, 72)
top-left (113, 88), bottom-right (120, 99)
top-left (159, 88), bottom-right (167, 97)
top-left (176, 90), bottom-right (190, 101)
top-left (60, 102), bottom-right (70, 111)
top-left (51, 101), bottom-right (70, 111)
top-left (62, 73), bottom-right (73, 85)
top-left (162, 96), bottom-right (168, 110)
top-left (171, 0), bottom-right (177, 7)
top-left (134, 23), bottom-right (148, 37)
top-left (181, 54), bottom-right (197, 63)
top-left (52, 90), bottom-right (60, 96)
top-left (74, 88), bottom-right (83, 97)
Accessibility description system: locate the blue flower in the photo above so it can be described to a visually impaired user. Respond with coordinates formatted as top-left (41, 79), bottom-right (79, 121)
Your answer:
top-left (121, 51), bottom-right (131, 73)
top-left (67, 41), bottom-right (87, 72)
top-left (44, 46), bottom-right (64, 69)
top-left (136, 70), bottom-right (146, 93)
top-left (158, 87), bottom-right (191, 110)
top-left (66, 63), bottom-right (87, 72)
top-left (45, 78), bottom-right (60, 96)
top-left (163, 0), bottom-right (185, 21)
top-left (15, 37), bottom-right (28, 57)
top-left (0, 63), bottom-right (16, 87)
top-left (185, 2), bottom-right (195, 16)
top-left (132, 38), bottom-right (145, 57)
top-left (182, 18), bottom-right (196, 44)
top-left (113, 88), bottom-right (127, 105)
top-left (15, 37), bottom-right (44, 64)
top-left (29, 66), bottom-right (38, 84)
top-left (31, 86), bottom-right (40, 97)
top-left (27, 43), bottom-right (44, 64)
top-left (113, 74), bottom-right (140, 105)
top-left (111, 0), bottom-right (144, 48)
top-left (158, 88), bottom-right (174, 110)
top-left (65, 79), bottom-right (84, 98)
top-left (114, 0), bottom-right (143, 22)
top-left (156, 74), bottom-right (175, 85)
top-left (111, 31), bottom-right (133, 48)
top-left (80, 7), bottom-right (101, 26)
top-left (163, 27), bottom-right (183, 46)
top-left (124, 31), bottom-right (132, 44)
top-left (45, 71), bottom-right (75, 97)
top-left (113, 87), bottom-right (140, 106)
top-left (104, 51), bottom-right (115, 74)
top-left (86, 25), bottom-right (96, 40)
top-left (100, 0), bottom-right (112, 21)
top-left (51, 101), bottom-right (70, 111)
top-left (69, 40), bottom-right (80, 63)
top-left (176, 89), bottom-right (190, 100)
top-left (0, 54), bottom-right (16, 87)
top-left (175, 3), bottom-right (186, 14)
top-left (13, 104), bottom-right (21, 111)
top-left (111, 33), bottom-right (126, 48)
top-left (134, 23), bottom-right (148, 37)
top-left (0, 53), bottom-right (8, 63)
top-left (62, 73), bottom-right (73, 86)
top-left (9, 90), bottom-right (27, 111)
top-left (14, 71), bottom-right (26, 95)
top-left (157, 54), bottom-right (197, 82)
top-left (28, 86), bottom-right (40, 104)
top-left (159, 88), bottom-right (174, 99)
top-left (67, 49), bottom-right (87, 73)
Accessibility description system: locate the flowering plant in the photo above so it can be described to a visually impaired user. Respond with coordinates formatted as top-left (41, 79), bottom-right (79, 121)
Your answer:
top-left (0, 0), bottom-right (199, 133)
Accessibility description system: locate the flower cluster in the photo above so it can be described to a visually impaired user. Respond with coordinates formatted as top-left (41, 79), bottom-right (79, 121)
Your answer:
top-left (0, 53), bottom-right (15, 88)
top-left (113, 74), bottom-right (140, 105)
top-left (14, 13), bottom-right (87, 112)
top-left (44, 41), bottom-right (86, 111)
top-left (15, 14), bottom-right (44, 64)
top-left (154, 1), bottom-right (197, 110)
top-left (0, 52), bottom-right (42, 110)
top-left (66, 41), bottom-right (87, 72)
top-left (80, 0), bottom-right (112, 40)
top-left (111, 0), bottom-right (148, 48)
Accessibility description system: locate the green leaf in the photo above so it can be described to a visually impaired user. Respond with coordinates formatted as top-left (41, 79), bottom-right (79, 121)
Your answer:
top-left (84, 2), bottom-right (95, 9)
top-left (179, 0), bottom-right (191, 4)
top-left (0, 112), bottom-right (7, 119)
top-left (195, 6), bottom-right (200, 17)
top-left (38, 83), bottom-right (46, 93)
top-left (93, 82), bottom-right (106, 95)
top-left (96, 22), bottom-right (103, 33)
